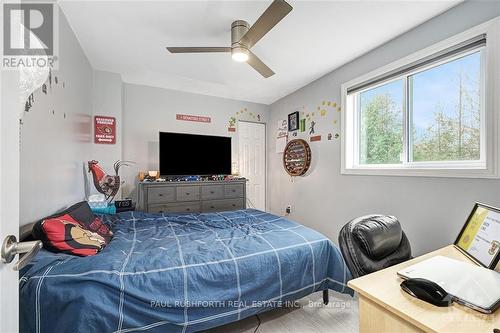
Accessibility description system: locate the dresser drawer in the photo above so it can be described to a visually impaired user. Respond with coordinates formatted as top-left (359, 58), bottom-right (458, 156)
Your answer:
top-left (202, 198), bottom-right (244, 212)
top-left (201, 185), bottom-right (224, 200)
top-left (148, 202), bottom-right (201, 213)
top-left (224, 184), bottom-right (244, 198)
top-left (148, 186), bottom-right (175, 204)
top-left (176, 186), bottom-right (200, 201)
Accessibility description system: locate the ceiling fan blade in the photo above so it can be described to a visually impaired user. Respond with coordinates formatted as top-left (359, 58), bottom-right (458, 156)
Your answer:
top-left (239, 0), bottom-right (292, 48)
top-left (166, 47), bottom-right (231, 53)
top-left (247, 51), bottom-right (275, 78)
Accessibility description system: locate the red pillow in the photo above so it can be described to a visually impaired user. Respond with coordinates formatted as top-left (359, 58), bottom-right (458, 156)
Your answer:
top-left (57, 201), bottom-right (113, 242)
top-left (84, 216), bottom-right (113, 243)
top-left (32, 201), bottom-right (113, 256)
top-left (38, 214), bottom-right (106, 256)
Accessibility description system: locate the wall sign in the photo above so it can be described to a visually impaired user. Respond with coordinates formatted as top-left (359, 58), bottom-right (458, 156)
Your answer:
top-left (94, 116), bottom-right (116, 144)
top-left (176, 114), bottom-right (211, 123)
top-left (310, 135), bottom-right (321, 142)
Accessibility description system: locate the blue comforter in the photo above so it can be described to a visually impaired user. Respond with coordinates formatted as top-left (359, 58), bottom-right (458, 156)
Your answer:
top-left (20, 209), bottom-right (352, 333)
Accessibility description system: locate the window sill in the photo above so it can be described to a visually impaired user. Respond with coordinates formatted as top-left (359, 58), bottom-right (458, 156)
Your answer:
top-left (341, 166), bottom-right (498, 179)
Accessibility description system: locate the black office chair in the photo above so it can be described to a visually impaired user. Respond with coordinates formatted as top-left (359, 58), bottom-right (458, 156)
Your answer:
top-left (338, 215), bottom-right (412, 278)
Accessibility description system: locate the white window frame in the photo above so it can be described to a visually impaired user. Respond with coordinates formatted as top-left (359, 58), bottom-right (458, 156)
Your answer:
top-left (341, 17), bottom-right (500, 178)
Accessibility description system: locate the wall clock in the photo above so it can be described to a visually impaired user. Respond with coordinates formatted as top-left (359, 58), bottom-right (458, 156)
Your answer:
top-left (283, 139), bottom-right (311, 176)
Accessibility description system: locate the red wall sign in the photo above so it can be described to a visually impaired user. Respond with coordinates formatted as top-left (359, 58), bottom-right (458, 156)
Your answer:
top-left (310, 135), bottom-right (322, 142)
top-left (176, 114), bottom-right (211, 123)
top-left (94, 116), bottom-right (116, 144)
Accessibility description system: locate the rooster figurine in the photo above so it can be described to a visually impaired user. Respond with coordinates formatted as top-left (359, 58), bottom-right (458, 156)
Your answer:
top-left (88, 160), bottom-right (133, 202)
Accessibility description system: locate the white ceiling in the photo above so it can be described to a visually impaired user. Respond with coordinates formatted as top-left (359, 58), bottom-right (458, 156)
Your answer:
top-left (60, 0), bottom-right (460, 105)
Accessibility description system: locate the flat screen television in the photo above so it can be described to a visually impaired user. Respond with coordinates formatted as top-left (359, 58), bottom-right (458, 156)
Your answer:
top-left (159, 132), bottom-right (231, 176)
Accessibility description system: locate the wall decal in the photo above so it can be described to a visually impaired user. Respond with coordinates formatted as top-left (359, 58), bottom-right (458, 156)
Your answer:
top-left (300, 119), bottom-right (306, 132)
top-left (227, 107), bottom-right (264, 133)
top-left (176, 114), bottom-right (211, 123)
top-left (276, 119), bottom-right (288, 153)
top-left (286, 99), bottom-right (340, 146)
top-left (309, 120), bottom-right (316, 135)
top-left (310, 135), bottom-right (321, 142)
top-left (25, 93), bottom-right (34, 112)
top-left (228, 116), bottom-right (237, 132)
top-left (94, 116), bottom-right (116, 144)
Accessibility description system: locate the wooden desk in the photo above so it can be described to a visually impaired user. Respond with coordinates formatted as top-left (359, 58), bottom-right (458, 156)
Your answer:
top-left (348, 245), bottom-right (500, 333)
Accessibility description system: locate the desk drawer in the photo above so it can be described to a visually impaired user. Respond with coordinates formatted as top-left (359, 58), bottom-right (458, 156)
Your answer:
top-left (202, 198), bottom-right (244, 212)
top-left (148, 202), bottom-right (200, 213)
top-left (224, 184), bottom-right (244, 198)
top-left (148, 187), bottom-right (175, 204)
top-left (176, 186), bottom-right (200, 201)
top-left (201, 185), bottom-right (224, 200)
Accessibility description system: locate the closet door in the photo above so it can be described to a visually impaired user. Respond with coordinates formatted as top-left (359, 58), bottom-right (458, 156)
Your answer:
top-left (238, 121), bottom-right (266, 211)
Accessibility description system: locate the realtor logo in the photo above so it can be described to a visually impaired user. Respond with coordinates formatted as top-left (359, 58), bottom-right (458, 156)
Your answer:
top-left (2, 2), bottom-right (58, 69)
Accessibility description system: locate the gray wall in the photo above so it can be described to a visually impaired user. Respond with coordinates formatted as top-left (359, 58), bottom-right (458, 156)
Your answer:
top-left (90, 70), bottom-right (124, 198)
top-left (20, 11), bottom-right (93, 226)
top-left (121, 83), bottom-right (270, 201)
top-left (268, 1), bottom-right (500, 255)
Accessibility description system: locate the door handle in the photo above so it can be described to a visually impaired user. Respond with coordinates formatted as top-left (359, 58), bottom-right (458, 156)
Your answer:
top-left (1, 235), bottom-right (42, 271)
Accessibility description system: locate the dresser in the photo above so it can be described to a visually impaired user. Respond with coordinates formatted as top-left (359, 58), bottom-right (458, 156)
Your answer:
top-left (137, 179), bottom-right (247, 213)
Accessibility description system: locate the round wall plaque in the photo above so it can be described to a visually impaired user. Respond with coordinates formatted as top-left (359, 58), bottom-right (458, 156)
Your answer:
top-left (282, 139), bottom-right (311, 176)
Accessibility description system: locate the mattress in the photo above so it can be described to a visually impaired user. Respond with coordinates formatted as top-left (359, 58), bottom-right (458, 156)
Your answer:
top-left (20, 209), bottom-right (352, 333)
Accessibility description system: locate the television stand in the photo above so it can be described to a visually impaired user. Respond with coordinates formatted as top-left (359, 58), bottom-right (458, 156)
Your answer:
top-left (137, 179), bottom-right (247, 213)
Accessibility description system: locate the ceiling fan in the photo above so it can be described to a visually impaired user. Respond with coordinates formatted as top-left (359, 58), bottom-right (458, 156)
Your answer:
top-left (166, 0), bottom-right (293, 78)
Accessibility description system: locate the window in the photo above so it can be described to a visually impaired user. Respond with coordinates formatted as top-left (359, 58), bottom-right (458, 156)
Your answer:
top-left (410, 52), bottom-right (481, 163)
top-left (342, 23), bottom-right (500, 178)
top-left (359, 79), bottom-right (404, 165)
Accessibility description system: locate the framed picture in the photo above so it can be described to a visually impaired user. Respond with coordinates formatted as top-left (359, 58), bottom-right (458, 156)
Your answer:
top-left (288, 111), bottom-right (299, 131)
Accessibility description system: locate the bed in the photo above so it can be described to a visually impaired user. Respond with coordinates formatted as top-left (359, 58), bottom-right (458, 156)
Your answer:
top-left (20, 209), bottom-right (353, 333)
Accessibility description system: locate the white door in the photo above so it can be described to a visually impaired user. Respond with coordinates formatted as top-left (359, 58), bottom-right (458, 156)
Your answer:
top-left (0, 71), bottom-right (21, 332)
top-left (238, 121), bottom-right (266, 211)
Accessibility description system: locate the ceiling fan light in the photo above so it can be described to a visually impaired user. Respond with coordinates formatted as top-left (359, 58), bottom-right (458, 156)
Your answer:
top-left (231, 47), bottom-right (249, 62)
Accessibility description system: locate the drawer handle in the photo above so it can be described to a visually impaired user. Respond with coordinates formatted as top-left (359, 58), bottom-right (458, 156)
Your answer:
top-left (158, 194), bottom-right (163, 197)
top-left (186, 208), bottom-right (190, 211)
top-left (186, 192), bottom-right (190, 195)
top-left (232, 190), bottom-right (236, 192)
top-left (210, 191), bottom-right (214, 194)
top-left (210, 206), bottom-right (215, 209)
top-left (159, 211), bottom-right (164, 213)
top-left (232, 204), bottom-right (236, 207)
